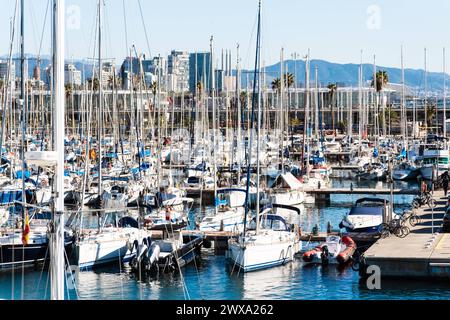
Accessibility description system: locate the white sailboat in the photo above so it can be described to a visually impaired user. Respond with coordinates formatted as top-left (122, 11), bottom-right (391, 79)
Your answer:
top-left (227, 1), bottom-right (301, 272)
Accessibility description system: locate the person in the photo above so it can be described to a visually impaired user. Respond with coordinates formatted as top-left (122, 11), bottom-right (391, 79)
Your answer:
top-left (421, 180), bottom-right (428, 194)
top-left (443, 172), bottom-right (449, 196)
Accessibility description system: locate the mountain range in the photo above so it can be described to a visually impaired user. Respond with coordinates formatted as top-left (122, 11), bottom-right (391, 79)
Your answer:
top-left (242, 59), bottom-right (447, 93)
top-left (2, 54), bottom-right (447, 93)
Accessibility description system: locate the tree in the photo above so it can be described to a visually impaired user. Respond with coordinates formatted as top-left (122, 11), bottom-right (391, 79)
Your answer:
top-left (196, 81), bottom-right (203, 94)
top-left (337, 120), bottom-right (347, 133)
top-left (87, 78), bottom-right (100, 91)
top-left (371, 70), bottom-right (389, 92)
top-left (239, 91), bottom-right (248, 109)
top-left (151, 81), bottom-right (158, 97)
top-left (371, 70), bottom-right (389, 136)
top-left (65, 83), bottom-right (73, 98)
top-left (327, 83), bottom-right (337, 133)
top-left (426, 103), bottom-right (437, 128)
top-left (379, 105), bottom-right (399, 127)
top-left (271, 78), bottom-right (281, 92)
top-left (284, 73), bottom-right (295, 88)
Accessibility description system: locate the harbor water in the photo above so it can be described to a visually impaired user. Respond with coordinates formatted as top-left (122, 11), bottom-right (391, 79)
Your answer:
top-left (1, 179), bottom-right (449, 300)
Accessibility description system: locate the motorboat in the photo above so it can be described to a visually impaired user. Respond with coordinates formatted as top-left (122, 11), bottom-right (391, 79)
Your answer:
top-left (339, 198), bottom-right (391, 233)
top-left (302, 235), bottom-right (356, 265)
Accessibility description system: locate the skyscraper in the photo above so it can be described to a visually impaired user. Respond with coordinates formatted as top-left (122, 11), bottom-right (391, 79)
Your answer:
top-left (168, 50), bottom-right (189, 92)
top-left (189, 52), bottom-right (212, 94)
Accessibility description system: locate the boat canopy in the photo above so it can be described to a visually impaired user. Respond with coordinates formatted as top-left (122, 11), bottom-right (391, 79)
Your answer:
top-left (248, 214), bottom-right (290, 232)
top-left (260, 214), bottom-right (290, 231)
top-left (271, 172), bottom-right (302, 190)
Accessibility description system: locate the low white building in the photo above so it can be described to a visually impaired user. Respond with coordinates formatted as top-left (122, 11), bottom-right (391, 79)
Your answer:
top-left (65, 64), bottom-right (82, 86)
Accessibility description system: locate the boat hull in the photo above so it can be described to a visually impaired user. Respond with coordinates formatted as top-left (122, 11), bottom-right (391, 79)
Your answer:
top-left (227, 232), bottom-right (300, 272)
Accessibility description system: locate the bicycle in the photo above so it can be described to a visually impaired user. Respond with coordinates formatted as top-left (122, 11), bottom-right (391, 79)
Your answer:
top-left (379, 218), bottom-right (410, 239)
top-left (412, 191), bottom-right (436, 210)
top-left (401, 209), bottom-right (421, 227)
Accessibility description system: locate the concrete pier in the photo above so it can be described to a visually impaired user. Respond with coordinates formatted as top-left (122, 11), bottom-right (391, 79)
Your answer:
top-left (363, 190), bottom-right (450, 278)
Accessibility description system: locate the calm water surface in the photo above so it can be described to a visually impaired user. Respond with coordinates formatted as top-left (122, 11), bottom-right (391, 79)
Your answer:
top-left (1, 179), bottom-right (449, 300)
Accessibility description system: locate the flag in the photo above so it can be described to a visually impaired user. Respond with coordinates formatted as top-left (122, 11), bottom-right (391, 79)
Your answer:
top-left (22, 213), bottom-right (30, 246)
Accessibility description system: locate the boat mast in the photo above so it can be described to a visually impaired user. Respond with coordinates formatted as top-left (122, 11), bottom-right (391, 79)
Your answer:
top-left (97, 0), bottom-right (103, 197)
top-left (20, 0), bottom-right (26, 217)
top-left (444, 47), bottom-right (447, 139)
top-left (424, 47), bottom-right (428, 134)
top-left (301, 51), bottom-right (310, 175)
top-left (236, 44), bottom-right (241, 183)
top-left (50, 0), bottom-right (66, 300)
top-left (280, 48), bottom-right (285, 174)
top-left (210, 36), bottom-right (217, 213)
top-left (401, 46), bottom-right (407, 144)
top-left (243, 0), bottom-right (261, 238)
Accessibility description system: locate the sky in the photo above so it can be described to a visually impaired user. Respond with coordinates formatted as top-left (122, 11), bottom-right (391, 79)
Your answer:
top-left (1, 0), bottom-right (450, 71)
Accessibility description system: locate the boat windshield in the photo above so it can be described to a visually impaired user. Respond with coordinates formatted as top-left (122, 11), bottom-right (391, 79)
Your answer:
top-left (349, 206), bottom-right (383, 216)
top-left (423, 157), bottom-right (449, 165)
top-left (259, 215), bottom-right (290, 231)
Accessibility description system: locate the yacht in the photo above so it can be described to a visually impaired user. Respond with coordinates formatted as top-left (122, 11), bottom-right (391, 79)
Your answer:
top-left (419, 144), bottom-right (450, 181)
top-left (339, 198), bottom-right (391, 233)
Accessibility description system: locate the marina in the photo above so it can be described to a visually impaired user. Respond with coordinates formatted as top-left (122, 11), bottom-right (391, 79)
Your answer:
top-left (0, 0), bottom-right (450, 303)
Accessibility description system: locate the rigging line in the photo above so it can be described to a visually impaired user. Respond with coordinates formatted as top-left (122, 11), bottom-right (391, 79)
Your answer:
top-left (36, 244), bottom-right (49, 292)
top-left (137, 0), bottom-right (152, 58)
top-left (37, 0), bottom-right (50, 61)
top-left (7, 0), bottom-right (20, 302)
top-left (64, 246), bottom-right (80, 300)
top-left (122, 0), bottom-right (129, 58)
top-left (28, 0), bottom-right (39, 54)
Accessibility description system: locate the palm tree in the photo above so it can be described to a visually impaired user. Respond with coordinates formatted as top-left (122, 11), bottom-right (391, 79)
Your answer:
top-left (426, 103), bottom-right (437, 128)
top-left (371, 70), bottom-right (389, 136)
top-left (271, 78), bottom-right (281, 92)
top-left (196, 81), bottom-right (203, 94)
top-left (284, 72), bottom-right (295, 88)
top-left (87, 78), bottom-right (100, 91)
top-left (65, 83), bottom-right (73, 98)
top-left (240, 91), bottom-right (248, 109)
top-left (151, 81), bottom-right (158, 97)
top-left (327, 83), bottom-right (337, 133)
top-left (371, 70), bottom-right (389, 92)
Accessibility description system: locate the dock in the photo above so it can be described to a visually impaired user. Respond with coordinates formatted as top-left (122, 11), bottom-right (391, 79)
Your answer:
top-left (182, 230), bottom-right (238, 255)
top-left (330, 165), bottom-right (359, 171)
top-left (305, 187), bottom-right (419, 203)
top-left (363, 190), bottom-right (450, 278)
top-left (304, 188), bottom-right (419, 196)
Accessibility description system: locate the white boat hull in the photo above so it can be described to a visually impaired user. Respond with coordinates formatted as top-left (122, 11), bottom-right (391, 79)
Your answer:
top-left (227, 231), bottom-right (301, 272)
top-left (270, 190), bottom-right (305, 206)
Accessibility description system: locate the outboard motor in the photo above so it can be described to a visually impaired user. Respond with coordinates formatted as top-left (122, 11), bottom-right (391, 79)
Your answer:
top-left (130, 239), bottom-right (149, 272)
top-left (127, 240), bottom-right (140, 269)
top-left (141, 243), bottom-right (161, 273)
top-left (321, 245), bottom-right (330, 265)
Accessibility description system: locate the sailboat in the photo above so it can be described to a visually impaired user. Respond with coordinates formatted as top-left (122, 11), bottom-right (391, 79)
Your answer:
top-left (68, 1), bottom-right (152, 270)
top-left (227, 0), bottom-right (301, 273)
